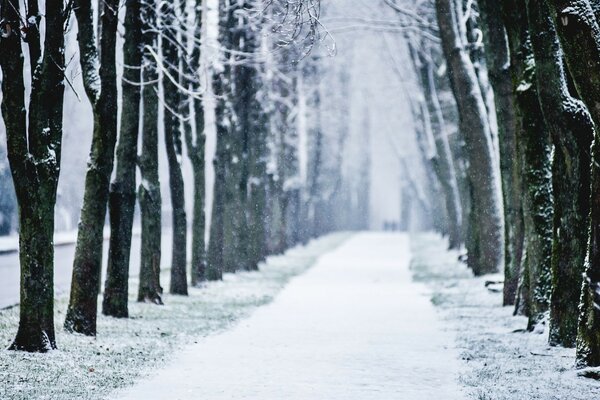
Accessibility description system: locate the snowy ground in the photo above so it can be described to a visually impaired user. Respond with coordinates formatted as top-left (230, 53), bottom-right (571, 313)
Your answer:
top-left (410, 233), bottom-right (600, 400)
top-left (0, 232), bottom-right (350, 400)
top-left (116, 233), bottom-right (466, 400)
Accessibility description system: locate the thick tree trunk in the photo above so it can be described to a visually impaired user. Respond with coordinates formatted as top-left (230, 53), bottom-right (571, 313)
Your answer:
top-left (103, 0), bottom-right (143, 318)
top-left (528, 0), bottom-right (593, 347)
top-left (138, 0), bottom-right (163, 303)
top-left (1, 0), bottom-right (65, 351)
top-left (501, 0), bottom-right (554, 329)
top-left (478, 0), bottom-right (523, 306)
top-left (64, 0), bottom-right (120, 335)
top-left (543, 0), bottom-right (600, 367)
top-left (435, 0), bottom-right (503, 275)
top-left (162, 0), bottom-right (188, 296)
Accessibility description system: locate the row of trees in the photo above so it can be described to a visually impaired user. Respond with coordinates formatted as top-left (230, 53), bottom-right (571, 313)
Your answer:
top-left (0, 0), bottom-right (371, 352)
top-left (392, 0), bottom-right (600, 369)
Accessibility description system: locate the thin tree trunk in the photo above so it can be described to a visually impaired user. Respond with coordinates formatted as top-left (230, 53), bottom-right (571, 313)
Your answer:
top-left (138, 0), bottom-right (163, 304)
top-left (415, 46), bottom-right (463, 249)
top-left (185, 0), bottom-right (206, 286)
top-left (1, 0), bottom-right (65, 351)
top-left (478, 0), bottom-right (523, 306)
top-left (103, 0), bottom-right (143, 318)
top-left (543, 0), bottom-right (600, 367)
top-left (64, 0), bottom-right (120, 335)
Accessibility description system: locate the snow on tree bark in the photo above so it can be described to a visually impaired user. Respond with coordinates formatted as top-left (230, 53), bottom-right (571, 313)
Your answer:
top-left (435, 0), bottom-right (504, 275)
top-left (103, 0), bottom-right (143, 318)
top-left (527, 0), bottom-right (593, 347)
top-left (138, 0), bottom-right (163, 304)
top-left (544, 0), bottom-right (600, 367)
top-left (65, 0), bottom-right (120, 335)
top-left (479, 0), bottom-right (523, 306)
top-left (162, 0), bottom-right (188, 295)
top-left (500, 0), bottom-right (553, 328)
top-left (1, 0), bottom-right (65, 351)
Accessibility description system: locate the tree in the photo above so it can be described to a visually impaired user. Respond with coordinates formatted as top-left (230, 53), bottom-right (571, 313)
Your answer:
top-left (64, 0), bottom-right (120, 336)
top-left (138, 0), bottom-right (163, 303)
top-left (103, 0), bottom-right (143, 318)
top-left (0, 0), bottom-right (66, 351)
top-left (206, 0), bottom-right (233, 281)
top-left (435, 0), bottom-right (503, 275)
top-left (478, 0), bottom-right (523, 306)
top-left (544, 0), bottom-right (600, 367)
top-left (500, 0), bottom-right (554, 329)
top-left (527, 0), bottom-right (593, 347)
top-left (186, 0), bottom-right (207, 286)
top-left (162, 0), bottom-right (188, 295)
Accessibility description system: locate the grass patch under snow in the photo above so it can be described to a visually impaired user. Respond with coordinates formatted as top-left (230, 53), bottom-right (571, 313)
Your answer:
top-left (0, 232), bottom-right (351, 400)
top-left (410, 232), bottom-right (600, 400)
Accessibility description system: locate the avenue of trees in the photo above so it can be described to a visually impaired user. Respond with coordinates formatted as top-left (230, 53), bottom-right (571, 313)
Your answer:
top-left (0, 0), bottom-right (370, 352)
top-left (4, 0), bottom-right (600, 377)
top-left (387, 0), bottom-right (600, 370)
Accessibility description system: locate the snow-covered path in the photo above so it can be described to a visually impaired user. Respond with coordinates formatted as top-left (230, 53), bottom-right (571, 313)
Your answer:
top-left (117, 233), bottom-right (465, 399)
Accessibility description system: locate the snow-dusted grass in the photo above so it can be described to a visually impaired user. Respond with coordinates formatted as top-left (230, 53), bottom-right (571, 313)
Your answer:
top-left (410, 233), bottom-right (600, 400)
top-left (0, 232), bottom-right (350, 400)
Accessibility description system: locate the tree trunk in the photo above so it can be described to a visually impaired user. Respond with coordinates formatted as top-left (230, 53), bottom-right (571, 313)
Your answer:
top-left (500, 0), bottom-right (554, 329)
top-left (64, 0), bottom-right (120, 335)
top-left (435, 0), bottom-right (503, 275)
top-left (1, 0), bottom-right (65, 351)
top-left (528, 0), bottom-right (594, 347)
top-left (185, 0), bottom-right (206, 286)
top-left (138, 0), bottom-right (163, 304)
top-left (415, 46), bottom-right (463, 249)
top-left (543, 0), bottom-right (600, 367)
top-left (162, 0), bottom-right (188, 296)
top-left (478, 0), bottom-right (523, 306)
top-left (103, 0), bottom-right (143, 318)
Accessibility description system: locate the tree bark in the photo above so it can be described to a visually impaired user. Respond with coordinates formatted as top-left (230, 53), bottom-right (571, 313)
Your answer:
top-left (435, 0), bottom-right (503, 275)
top-left (206, 0), bottom-right (231, 282)
top-left (543, 0), bottom-right (600, 367)
top-left (64, 0), bottom-right (120, 335)
top-left (103, 0), bottom-right (143, 318)
top-left (1, 0), bottom-right (65, 351)
top-left (162, 0), bottom-right (188, 296)
top-left (413, 44), bottom-right (463, 249)
top-left (528, 0), bottom-right (593, 347)
top-left (138, 0), bottom-right (163, 304)
top-left (478, 0), bottom-right (523, 306)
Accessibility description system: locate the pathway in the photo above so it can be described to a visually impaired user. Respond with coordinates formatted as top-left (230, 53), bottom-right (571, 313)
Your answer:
top-left (117, 232), bottom-right (465, 399)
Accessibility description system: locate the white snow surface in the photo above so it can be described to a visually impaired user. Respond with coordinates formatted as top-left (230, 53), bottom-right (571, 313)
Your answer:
top-left (117, 232), bottom-right (466, 400)
top-left (410, 233), bottom-right (600, 400)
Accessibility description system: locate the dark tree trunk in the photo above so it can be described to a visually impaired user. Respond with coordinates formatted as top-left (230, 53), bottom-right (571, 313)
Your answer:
top-left (183, 0), bottom-right (206, 286)
top-left (528, 0), bottom-right (593, 348)
top-left (543, 0), bottom-right (600, 367)
top-left (501, 0), bottom-right (554, 329)
top-left (1, 0), bottom-right (65, 351)
top-left (162, 0), bottom-right (188, 296)
top-left (137, 0), bottom-right (163, 304)
top-left (435, 0), bottom-right (503, 275)
top-left (65, 0), bottom-right (120, 336)
top-left (103, 0), bottom-right (143, 318)
top-left (206, 0), bottom-right (235, 281)
top-left (479, 0), bottom-right (523, 306)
